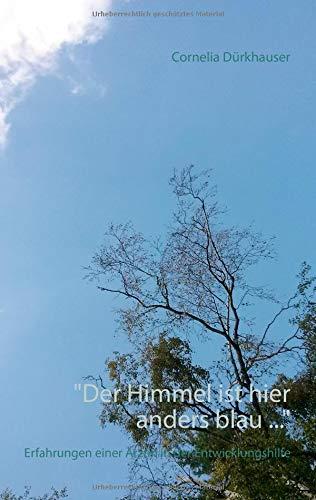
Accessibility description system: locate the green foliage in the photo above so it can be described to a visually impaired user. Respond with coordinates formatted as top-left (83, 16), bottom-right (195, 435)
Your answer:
top-left (0, 487), bottom-right (68, 500)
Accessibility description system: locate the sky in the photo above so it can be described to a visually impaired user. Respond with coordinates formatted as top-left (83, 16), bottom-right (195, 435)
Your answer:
top-left (0, 0), bottom-right (316, 498)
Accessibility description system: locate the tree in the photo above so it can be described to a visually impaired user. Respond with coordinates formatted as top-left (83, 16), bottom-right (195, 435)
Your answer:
top-left (0, 487), bottom-right (68, 500)
top-left (87, 167), bottom-right (315, 499)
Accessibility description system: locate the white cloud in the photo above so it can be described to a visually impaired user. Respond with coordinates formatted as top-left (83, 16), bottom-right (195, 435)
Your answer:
top-left (0, 0), bottom-right (111, 147)
top-left (67, 74), bottom-right (107, 98)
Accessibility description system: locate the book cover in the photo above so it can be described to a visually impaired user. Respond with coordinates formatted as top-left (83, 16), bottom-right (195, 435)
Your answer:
top-left (0, 1), bottom-right (315, 499)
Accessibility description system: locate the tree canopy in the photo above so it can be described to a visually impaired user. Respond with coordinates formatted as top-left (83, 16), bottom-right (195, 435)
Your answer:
top-left (0, 487), bottom-right (68, 500)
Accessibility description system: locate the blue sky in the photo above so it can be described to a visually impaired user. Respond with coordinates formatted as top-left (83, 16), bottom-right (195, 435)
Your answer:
top-left (0, 0), bottom-right (316, 498)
